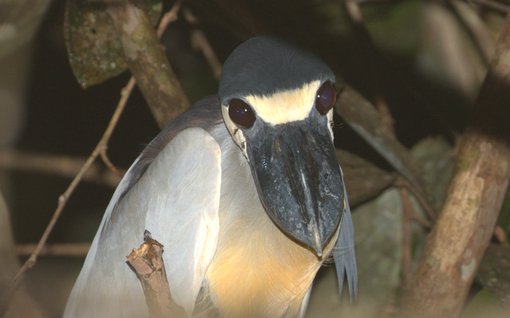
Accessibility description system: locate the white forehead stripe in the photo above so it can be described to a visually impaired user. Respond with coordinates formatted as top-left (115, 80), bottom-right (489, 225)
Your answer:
top-left (245, 80), bottom-right (321, 125)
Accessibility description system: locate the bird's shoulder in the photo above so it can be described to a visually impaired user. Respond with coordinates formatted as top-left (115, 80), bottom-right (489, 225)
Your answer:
top-left (68, 100), bottom-right (224, 317)
top-left (120, 95), bottom-right (223, 201)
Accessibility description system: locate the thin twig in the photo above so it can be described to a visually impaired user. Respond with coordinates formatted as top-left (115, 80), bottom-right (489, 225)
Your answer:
top-left (336, 87), bottom-right (430, 200)
top-left (96, 1), bottom-right (182, 175)
top-left (156, 1), bottom-right (181, 37)
top-left (0, 150), bottom-right (122, 187)
top-left (409, 212), bottom-right (432, 229)
top-left (184, 9), bottom-right (222, 79)
top-left (99, 146), bottom-right (123, 178)
top-left (374, 95), bottom-right (396, 137)
top-left (12, 76), bottom-right (136, 284)
top-left (449, 0), bottom-right (495, 65)
top-left (469, 0), bottom-right (509, 13)
top-left (15, 243), bottom-right (91, 257)
top-left (400, 189), bottom-right (413, 291)
top-left (344, 0), bottom-right (396, 135)
top-left (12, 0), bottom-right (184, 285)
top-left (345, 0), bottom-right (364, 23)
top-left (190, 30), bottom-right (222, 79)
top-left (395, 177), bottom-right (436, 221)
top-left (493, 225), bottom-right (506, 243)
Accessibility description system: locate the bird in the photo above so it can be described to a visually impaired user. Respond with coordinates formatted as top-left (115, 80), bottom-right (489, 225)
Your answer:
top-left (64, 36), bottom-right (357, 318)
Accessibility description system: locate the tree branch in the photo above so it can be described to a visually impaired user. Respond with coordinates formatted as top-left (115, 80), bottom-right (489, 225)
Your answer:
top-left (0, 150), bottom-right (122, 187)
top-left (15, 243), bottom-right (90, 257)
top-left (401, 13), bottom-right (510, 318)
top-left (12, 76), bottom-right (136, 285)
top-left (106, 0), bottom-right (189, 127)
top-left (126, 231), bottom-right (186, 318)
top-left (468, 0), bottom-right (509, 13)
top-left (449, 0), bottom-right (494, 65)
top-left (335, 86), bottom-right (434, 214)
top-left (11, 1), bottom-right (184, 285)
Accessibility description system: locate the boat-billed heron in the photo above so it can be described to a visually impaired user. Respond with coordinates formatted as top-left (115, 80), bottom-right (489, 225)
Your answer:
top-left (64, 36), bottom-right (357, 318)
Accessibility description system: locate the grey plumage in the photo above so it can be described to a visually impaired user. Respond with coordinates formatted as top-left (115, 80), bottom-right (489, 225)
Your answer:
top-left (65, 36), bottom-right (357, 318)
top-left (219, 37), bottom-right (335, 104)
top-left (334, 178), bottom-right (358, 301)
top-left (65, 101), bottom-right (225, 317)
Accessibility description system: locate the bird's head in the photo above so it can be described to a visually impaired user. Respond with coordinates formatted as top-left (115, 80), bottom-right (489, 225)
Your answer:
top-left (219, 37), bottom-right (345, 258)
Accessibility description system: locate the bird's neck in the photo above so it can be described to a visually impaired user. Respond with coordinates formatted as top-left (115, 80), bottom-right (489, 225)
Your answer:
top-left (206, 210), bottom-right (331, 317)
top-left (204, 125), bottom-right (338, 317)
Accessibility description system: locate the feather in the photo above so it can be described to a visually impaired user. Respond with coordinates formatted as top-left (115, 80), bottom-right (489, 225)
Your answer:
top-left (333, 173), bottom-right (358, 302)
top-left (64, 128), bottom-right (222, 318)
top-left (298, 287), bottom-right (312, 318)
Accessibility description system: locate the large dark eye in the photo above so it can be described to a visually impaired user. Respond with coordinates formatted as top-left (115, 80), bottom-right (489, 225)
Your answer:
top-left (315, 81), bottom-right (336, 115)
top-left (228, 99), bottom-right (256, 128)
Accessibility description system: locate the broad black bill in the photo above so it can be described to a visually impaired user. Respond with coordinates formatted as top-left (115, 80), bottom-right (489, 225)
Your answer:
top-left (246, 118), bottom-right (344, 257)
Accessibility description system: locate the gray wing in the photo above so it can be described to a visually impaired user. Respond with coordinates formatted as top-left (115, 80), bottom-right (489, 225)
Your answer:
top-left (65, 98), bottom-right (223, 318)
top-left (333, 172), bottom-right (358, 302)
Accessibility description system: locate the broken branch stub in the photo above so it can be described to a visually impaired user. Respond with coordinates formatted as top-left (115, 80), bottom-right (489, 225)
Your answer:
top-left (126, 230), bottom-right (186, 318)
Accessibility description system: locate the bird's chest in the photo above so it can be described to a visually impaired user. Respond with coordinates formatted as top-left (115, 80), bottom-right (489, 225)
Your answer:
top-left (204, 212), bottom-right (325, 317)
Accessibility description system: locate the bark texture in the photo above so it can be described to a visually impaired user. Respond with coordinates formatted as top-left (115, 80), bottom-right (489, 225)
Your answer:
top-left (107, 0), bottom-right (190, 127)
top-left (127, 231), bottom-right (186, 318)
top-left (400, 13), bottom-right (510, 318)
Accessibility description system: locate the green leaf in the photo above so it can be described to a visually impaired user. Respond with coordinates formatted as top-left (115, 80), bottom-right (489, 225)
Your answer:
top-left (64, 0), bottom-right (162, 88)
